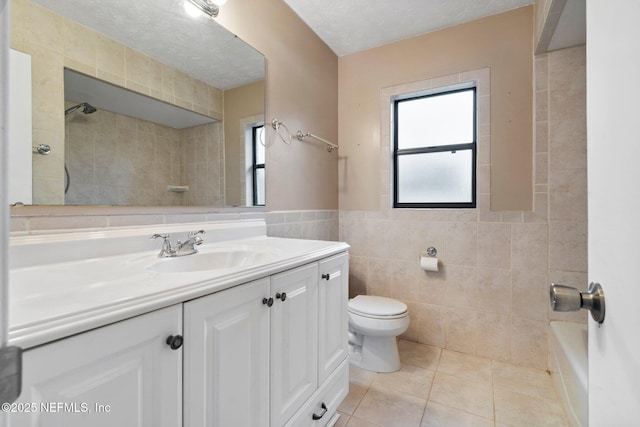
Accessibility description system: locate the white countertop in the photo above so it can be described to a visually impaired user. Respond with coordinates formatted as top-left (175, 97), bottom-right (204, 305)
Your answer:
top-left (9, 221), bottom-right (349, 350)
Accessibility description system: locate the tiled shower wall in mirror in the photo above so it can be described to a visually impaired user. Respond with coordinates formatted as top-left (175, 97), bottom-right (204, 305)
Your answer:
top-left (65, 102), bottom-right (224, 207)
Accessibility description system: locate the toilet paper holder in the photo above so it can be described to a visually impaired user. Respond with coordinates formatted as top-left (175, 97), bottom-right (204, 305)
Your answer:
top-left (421, 247), bottom-right (437, 258)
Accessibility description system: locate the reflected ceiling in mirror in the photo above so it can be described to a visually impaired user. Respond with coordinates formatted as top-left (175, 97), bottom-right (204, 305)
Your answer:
top-left (31, 0), bottom-right (264, 90)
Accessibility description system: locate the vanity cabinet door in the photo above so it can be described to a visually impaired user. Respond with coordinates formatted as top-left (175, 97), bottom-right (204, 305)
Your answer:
top-left (318, 253), bottom-right (349, 384)
top-left (7, 304), bottom-right (182, 427)
top-left (270, 263), bottom-right (319, 427)
top-left (184, 278), bottom-right (270, 427)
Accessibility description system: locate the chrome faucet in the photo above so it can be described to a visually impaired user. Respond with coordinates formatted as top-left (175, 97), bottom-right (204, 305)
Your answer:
top-left (151, 230), bottom-right (205, 258)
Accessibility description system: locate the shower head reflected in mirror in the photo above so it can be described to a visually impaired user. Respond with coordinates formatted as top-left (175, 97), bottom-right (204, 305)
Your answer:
top-left (65, 102), bottom-right (97, 115)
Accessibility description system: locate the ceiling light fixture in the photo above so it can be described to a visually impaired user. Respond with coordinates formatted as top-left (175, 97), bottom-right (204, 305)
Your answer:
top-left (184, 0), bottom-right (225, 18)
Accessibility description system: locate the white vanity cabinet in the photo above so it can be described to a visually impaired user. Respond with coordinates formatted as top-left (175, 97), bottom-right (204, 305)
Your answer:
top-left (6, 249), bottom-right (349, 427)
top-left (7, 304), bottom-right (183, 427)
top-left (184, 252), bottom-right (349, 427)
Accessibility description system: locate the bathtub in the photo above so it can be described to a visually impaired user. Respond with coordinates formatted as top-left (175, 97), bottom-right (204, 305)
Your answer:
top-left (549, 321), bottom-right (588, 427)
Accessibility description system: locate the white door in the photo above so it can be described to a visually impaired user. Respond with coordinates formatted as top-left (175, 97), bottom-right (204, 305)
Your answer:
top-left (587, 0), bottom-right (640, 424)
top-left (8, 49), bottom-right (32, 205)
top-left (183, 278), bottom-right (270, 427)
top-left (7, 305), bottom-right (183, 427)
top-left (270, 263), bottom-right (319, 427)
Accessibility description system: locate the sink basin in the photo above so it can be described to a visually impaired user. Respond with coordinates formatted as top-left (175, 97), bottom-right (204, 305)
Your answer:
top-left (146, 246), bottom-right (280, 273)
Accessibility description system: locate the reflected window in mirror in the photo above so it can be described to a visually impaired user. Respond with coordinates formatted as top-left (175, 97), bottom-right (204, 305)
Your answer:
top-left (252, 125), bottom-right (266, 206)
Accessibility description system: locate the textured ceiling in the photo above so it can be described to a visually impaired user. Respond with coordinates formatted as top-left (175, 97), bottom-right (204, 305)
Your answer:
top-left (30, 0), bottom-right (265, 90)
top-left (284, 0), bottom-right (534, 56)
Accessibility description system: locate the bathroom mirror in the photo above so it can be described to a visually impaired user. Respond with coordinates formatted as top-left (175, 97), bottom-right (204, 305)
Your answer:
top-left (14, 0), bottom-right (265, 207)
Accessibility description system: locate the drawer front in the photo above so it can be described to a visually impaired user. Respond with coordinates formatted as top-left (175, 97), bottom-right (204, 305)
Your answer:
top-left (284, 359), bottom-right (349, 427)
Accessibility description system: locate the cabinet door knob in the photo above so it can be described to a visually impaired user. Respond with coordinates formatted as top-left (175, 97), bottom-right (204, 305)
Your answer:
top-left (275, 292), bottom-right (287, 302)
top-left (262, 297), bottom-right (274, 307)
top-left (166, 335), bottom-right (183, 350)
top-left (312, 402), bottom-right (328, 420)
top-left (321, 273), bottom-right (330, 280)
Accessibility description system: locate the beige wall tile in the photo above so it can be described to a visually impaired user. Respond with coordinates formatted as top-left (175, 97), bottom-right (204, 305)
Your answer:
top-left (390, 260), bottom-right (418, 301)
top-left (28, 215), bottom-right (109, 231)
top-left (10, 0), bottom-right (25, 50)
top-left (512, 270), bottom-right (549, 321)
top-left (23, 1), bottom-right (62, 53)
top-left (390, 220), bottom-right (425, 260)
top-left (417, 266), bottom-right (448, 306)
top-left (511, 317), bottom-right (548, 370)
top-left (366, 219), bottom-right (391, 259)
top-left (445, 307), bottom-right (477, 354)
top-left (444, 265), bottom-right (477, 309)
top-left (549, 169), bottom-right (587, 222)
top-left (63, 20), bottom-right (97, 68)
top-left (445, 222), bottom-right (477, 266)
top-left (477, 223), bottom-right (511, 268)
top-left (536, 121), bottom-right (549, 153)
top-left (549, 124), bottom-right (586, 171)
top-left (476, 267), bottom-right (511, 314)
top-left (535, 55), bottom-right (549, 92)
top-left (96, 35), bottom-right (125, 77)
top-left (124, 47), bottom-right (150, 87)
top-left (348, 256), bottom-right (368, 298)
top-left (511, 223), bottom-right (548, 272)
top-left (476, 312), bottom-right (510, 361)
top-left (549, 221), bottom-right (588, 272)
top-left (417, 304), bottom-right (446, 348)
top-left (367, 258), bottom-right (392, 297)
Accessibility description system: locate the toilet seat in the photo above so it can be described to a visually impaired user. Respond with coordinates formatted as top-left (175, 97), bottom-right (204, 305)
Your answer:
top-left (348, 295), bottom-right (408, 319)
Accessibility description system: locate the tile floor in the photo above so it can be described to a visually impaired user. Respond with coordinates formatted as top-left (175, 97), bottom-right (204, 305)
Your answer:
top-left (336, 340), bottom-right (569, 427)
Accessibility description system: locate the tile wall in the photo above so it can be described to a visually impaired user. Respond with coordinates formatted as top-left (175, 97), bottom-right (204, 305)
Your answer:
top-left (64, 102), bottom-right (225, 207)
top-left (339, 45), bottom-right (587, 370)
top-left (10, 207), bottom-right (339, 242)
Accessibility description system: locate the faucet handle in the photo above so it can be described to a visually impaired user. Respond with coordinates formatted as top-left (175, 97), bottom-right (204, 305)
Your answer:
top-left (188, 230), bottom-right (206, 238)
top-left (151, 233), bottom-right (170, 240)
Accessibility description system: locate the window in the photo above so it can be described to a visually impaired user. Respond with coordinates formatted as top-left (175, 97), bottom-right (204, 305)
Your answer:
top-left (393, 86), bottom-right (476, 208)
top-left (252, 124), bottom-right (265, 206)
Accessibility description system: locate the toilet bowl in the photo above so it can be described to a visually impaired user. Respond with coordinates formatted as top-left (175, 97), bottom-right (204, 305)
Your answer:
top-left (348, 295), bottom-right (410, 373)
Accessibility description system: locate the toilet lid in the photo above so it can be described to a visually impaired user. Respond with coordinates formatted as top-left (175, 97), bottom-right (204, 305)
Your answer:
top-left (348, 295), bottom-right (408, 317)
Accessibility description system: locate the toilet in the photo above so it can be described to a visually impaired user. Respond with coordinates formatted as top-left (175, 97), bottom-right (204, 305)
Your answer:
top-left (347, 295), bottom-right (410, 373)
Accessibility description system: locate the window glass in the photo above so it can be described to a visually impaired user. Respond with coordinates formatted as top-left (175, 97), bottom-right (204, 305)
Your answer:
top-left (397, 150), bottom-right (473, 204)
top-left (255, 167), bottom-right (265, 206)
top-left (397, 90), bottom-right (474, 149)
top-left (252, 125), bottom-right (265, 206)
top-left (255, 126), bottom-right (265, 164)
top-left (393, 86), bottom-right (476, 208)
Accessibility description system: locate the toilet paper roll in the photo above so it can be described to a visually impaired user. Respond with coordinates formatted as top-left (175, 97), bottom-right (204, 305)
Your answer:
top-left (420, 256), bottom-right (439, 272)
